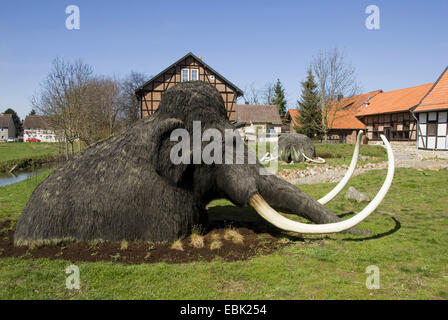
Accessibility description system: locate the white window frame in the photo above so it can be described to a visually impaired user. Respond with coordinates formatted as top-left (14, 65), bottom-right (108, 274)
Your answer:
top-left (181, 68), bottom-right (189, 82)
top-left (191, 69), bottom-right (199, 81)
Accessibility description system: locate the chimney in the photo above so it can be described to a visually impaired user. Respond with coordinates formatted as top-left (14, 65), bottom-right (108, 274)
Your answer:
top-left (364, 94), bottom-right (376, 108)
top-left (245, 101), bottom-right (249, 104)
top-left (337, 94), bottom-right (343, 101)
top-left (198, 56), bottom-right (202, 60)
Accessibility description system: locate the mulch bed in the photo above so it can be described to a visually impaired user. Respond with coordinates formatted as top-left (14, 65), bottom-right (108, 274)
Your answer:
top-left (0, 220), bottom-right (294, 264)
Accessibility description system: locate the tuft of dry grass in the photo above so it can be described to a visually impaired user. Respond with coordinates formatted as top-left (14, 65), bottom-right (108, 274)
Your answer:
top-left (29, 242), bottom-right (38, 250)
top-left (171, 239), bottom-right (184, 251)
top-left (120, 240), bottom-right (128, 250)
top-left (210, 232), bottom-right (221, 241)
top-left (278, 237), bottom-right (291, 244)
top-left (190, 234), bottom-right (204, 249)
top-left (231, 233), bottom-right (244, 244)
top-left (210, 239), bottom-right (223, 250)
top-left (224, 228), bottom-right (244, 244)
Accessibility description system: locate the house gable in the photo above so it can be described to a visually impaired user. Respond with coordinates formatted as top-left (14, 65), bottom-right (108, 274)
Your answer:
top-left (413, 66), bottom-right (448, 113)
top-left (286, 109), bottom-right (300, 128)
top-left (136, 52), bottom-right (243, 120)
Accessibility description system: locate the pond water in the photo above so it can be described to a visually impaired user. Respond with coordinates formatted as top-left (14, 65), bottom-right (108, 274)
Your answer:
top-left (0, 168), bottom-right (49, 187)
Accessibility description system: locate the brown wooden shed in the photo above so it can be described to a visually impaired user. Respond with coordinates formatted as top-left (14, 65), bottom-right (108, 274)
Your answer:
top-left (135, 52), bottom-right (244, 120)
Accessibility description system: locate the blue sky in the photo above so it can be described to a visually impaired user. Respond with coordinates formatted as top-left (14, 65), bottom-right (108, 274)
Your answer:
top-left (1, 0), bottom-right (447, 119)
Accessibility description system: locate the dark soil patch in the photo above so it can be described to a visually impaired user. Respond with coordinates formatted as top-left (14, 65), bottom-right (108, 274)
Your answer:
top-left (0, 220), bottom-right (294, 265)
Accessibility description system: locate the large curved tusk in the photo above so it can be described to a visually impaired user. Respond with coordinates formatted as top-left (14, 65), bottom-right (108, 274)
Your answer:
top-left (249, 134), bottom-right (394, 234)
top-left (302, 152), bottom-right (326, 164)
top-left (317, 130), bottom-right (363, 205)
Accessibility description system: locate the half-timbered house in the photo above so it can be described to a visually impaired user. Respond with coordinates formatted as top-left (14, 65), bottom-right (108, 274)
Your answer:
top-left (412, 66), bottom-right (448, 150)
top-left (135, 52), bottom-right (244, 120)
top-left (355, 83), bottom-right (433, 144)
top-left (327, 90), bottom-right (382, 144)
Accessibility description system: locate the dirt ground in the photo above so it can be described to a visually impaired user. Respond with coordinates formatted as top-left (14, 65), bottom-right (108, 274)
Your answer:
top-left (0, 220), bottom-right (294, 264)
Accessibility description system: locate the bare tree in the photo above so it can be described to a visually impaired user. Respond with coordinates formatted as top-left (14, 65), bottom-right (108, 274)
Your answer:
top-left (32, 58), bottom-right (127, 151)
top-left (311, 47), bottom-right (361, 136)
top-left (98, 77), bottom-right (122, 137)
top-left (79, 76), bottom-right (123, 145)
top-left (32, 58), bottom-right (93, 156)
top-left (262, 82), bottom-right (275, 105)
top-left (120, 71), bottom-right (147, 125)
top-left (243, 83), bottom-right (261, 104)
top-left (243, 82), bottom-right (277, 105)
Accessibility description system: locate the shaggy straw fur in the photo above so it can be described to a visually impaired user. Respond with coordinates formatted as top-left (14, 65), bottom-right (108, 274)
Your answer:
top-left (14, 81), bottom-right (364, 246)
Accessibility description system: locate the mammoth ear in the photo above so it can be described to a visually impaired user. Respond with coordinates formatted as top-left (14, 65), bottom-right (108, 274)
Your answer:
top-left (150, 118), bottom-right (192, 185)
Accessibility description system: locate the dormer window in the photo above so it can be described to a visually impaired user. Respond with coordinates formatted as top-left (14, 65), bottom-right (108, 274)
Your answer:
top-left (181, 69), bottom-right (189, 82)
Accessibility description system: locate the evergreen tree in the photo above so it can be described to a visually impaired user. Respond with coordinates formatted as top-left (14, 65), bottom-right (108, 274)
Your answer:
top-left (29, 109), bottom-right (36, 115)
top-left (272, 79), bottom-right (287, 117)
top-left (296, 70), bottom-right (322, 138)
top-left (4, 108), bottom-right (22, 136)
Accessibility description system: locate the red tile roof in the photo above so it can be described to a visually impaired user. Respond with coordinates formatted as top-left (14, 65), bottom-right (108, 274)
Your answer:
top-left (356, 83), bottom-right (433, 116)
top-left (328, 90), bottom-right (382, 129)
top-left (286, 109), bottom-right (301, 128)
top-left (413, 67), bottom-right (448, 112)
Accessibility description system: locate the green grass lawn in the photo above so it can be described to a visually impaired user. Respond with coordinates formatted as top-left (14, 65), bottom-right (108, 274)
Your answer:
top-left (0, 168), bottom-right (447, 299)
top-left (0, 170), bottom-right (53, 221)
top-left (0, 143), bottom-right (60, 163)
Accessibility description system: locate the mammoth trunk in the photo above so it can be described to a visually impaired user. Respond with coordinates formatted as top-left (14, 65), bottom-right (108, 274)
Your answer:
top-left (256, 174), bottom-right (341, 225)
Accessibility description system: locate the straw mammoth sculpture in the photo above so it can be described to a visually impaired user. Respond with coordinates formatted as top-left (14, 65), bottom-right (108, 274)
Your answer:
top-left (278, 133), bottom-right (325, 163)
top-left (14, 81), bottom-right (395, 245)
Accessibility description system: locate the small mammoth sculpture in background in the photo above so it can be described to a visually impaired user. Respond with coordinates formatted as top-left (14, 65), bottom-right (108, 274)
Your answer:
top-left (278, 133), bottom-right (325, 163)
